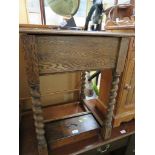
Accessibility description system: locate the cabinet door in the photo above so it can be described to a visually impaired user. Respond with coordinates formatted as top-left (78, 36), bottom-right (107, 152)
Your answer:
top-left (116, 37), bottom-right (135, 113)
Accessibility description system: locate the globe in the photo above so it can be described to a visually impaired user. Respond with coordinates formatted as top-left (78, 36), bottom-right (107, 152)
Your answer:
top-left (47, 0), bottom-right (80, 18)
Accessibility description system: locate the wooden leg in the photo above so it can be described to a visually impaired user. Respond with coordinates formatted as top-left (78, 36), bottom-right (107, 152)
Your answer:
top-left (30, 84), bottom-right (48, 155)
top-left (38, 145), bottom-right (48, 155)
top-left (80, 71), bottom-right (86, 102)
top-left (102, 73), bottom-right (120, 140)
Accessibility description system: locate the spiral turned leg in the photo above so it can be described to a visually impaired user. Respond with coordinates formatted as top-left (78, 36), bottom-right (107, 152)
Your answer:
top-left (102, 73), bottom-right (120, 140)
top-left (80, 71), bottom-right (86, 102)
top-left (30, 84), bottom-right (48, 155)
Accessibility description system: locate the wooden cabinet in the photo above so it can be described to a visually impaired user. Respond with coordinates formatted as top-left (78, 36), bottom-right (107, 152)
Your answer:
top-left (114, 37), bottom-right (135, 127)
top-left (98, 35), bottom-right (135, 127)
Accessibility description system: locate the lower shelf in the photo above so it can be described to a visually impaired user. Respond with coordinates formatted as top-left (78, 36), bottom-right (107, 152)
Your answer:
top-left (45, 114), bottom-right (100, 150)
top-left (43, 101), bottom-right (89, 123)
top-left (20, 104), bottom-right (135, 155)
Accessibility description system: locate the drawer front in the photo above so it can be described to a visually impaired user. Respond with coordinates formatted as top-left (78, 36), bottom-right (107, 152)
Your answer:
top-left (80, 136), bottom-right (129, 155)
top-left (36, 36), bottom-right (120, 74)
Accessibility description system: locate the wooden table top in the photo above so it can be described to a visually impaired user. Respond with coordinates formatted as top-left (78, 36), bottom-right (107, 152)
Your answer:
top-left (19, 27), bottom-right (134, 37)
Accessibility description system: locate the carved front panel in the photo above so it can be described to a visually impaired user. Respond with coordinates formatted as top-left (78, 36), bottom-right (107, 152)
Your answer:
top-left (36, 36), bottom-right (120, 74)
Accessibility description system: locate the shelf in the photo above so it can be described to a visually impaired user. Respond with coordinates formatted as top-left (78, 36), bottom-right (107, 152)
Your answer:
top-left (40, 102), bottom-right (101, 150)
top-left (43, 102), bottom-right (89, 123)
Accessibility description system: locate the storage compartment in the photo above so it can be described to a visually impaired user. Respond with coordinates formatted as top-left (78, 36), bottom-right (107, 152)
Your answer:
top-left (45, 114), bottom-right (100, 150)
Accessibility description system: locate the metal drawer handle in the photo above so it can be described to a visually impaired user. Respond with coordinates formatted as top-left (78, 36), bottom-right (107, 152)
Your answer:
top-left (97, 144), bottom-right (110, 154)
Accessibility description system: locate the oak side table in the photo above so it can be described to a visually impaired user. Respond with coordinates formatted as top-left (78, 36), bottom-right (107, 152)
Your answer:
top-left (20, 28), bottom-right (133, 155)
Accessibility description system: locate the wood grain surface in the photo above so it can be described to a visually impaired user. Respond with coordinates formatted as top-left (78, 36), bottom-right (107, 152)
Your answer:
top-left (19, 28), bottom-right (134, 37)
top-left (43, 102), bottom-right (86, 122)
top-left (36, 36), bottom-right (120, 74)
top-left (21, 35), bottom-right (40, 85)
top-left (45, 114), bottom-right (100, 149)
top-left (45, 114), bottom-right (99, 141)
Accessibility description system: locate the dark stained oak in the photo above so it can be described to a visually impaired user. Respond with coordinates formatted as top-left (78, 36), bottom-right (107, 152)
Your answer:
top-left (20, 104), bottom-right (134, 155)
top-left (45, 114), bottom-right (100, 150)
top-left (43, 102), bottom-right (86, 122)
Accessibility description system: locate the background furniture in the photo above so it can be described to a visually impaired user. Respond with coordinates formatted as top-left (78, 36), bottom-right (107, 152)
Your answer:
top-left (20, 28), bottom-right (133, 155)
top-left (96, 3), bottom-right (135, 127)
